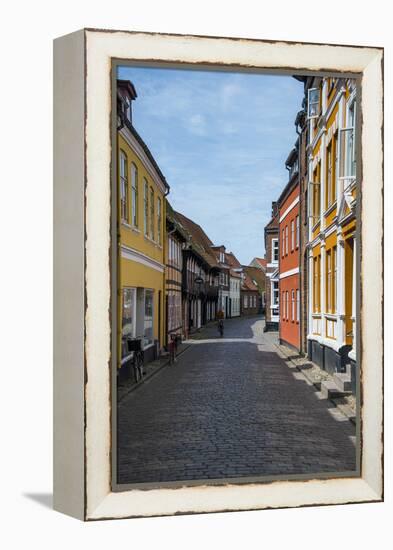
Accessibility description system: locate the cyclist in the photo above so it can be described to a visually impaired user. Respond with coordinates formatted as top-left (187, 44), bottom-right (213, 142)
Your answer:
top-left (216, 309), bottom-right (224, 337)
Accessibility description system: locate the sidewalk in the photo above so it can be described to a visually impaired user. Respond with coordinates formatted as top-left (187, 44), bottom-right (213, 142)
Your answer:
top-left (117, 320), bottom-right (225, 402)
top-left (274, 339), bottom-right (357, 425)
top-left (117, 341), bottom-right (190, 403)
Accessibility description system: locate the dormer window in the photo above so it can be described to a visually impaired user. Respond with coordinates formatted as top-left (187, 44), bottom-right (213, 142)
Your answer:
top-left (125, 99), bottom-right (131, 122)
top-left (307, 87), bottom-right (321, 119)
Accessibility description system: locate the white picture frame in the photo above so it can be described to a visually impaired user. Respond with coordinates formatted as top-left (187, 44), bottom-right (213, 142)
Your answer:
top-left (53, 28), bottom-right (383, 521)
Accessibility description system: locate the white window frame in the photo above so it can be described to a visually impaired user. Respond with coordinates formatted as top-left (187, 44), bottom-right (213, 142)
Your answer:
top-left (120, 150), bottom-right (129, 224)
top-left (130, 162), bottom-right (138, 227)
top-left (144, 288), bottom-right (154, 348)
top-left (143, 179), bottom-right (149, 235)
top-left (291, 289), bottom-right (295, 321)
top-left (157, 196), bottom-right (162, 245)
top-left (272, 238), bottom-right (279, 262)
top-left (307, 87), bottom-right (320, 119)
top-left (121, 287), bottom-right (136, 364)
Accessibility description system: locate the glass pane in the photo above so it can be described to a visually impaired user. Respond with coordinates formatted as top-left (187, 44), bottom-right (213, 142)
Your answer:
top-left (144, 290), bottom-right (154, 346)
top-left (122, 288), bottom-right (134, 359)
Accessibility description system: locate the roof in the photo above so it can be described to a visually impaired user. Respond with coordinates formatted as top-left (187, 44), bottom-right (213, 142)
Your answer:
top-left (242, 272), bottom-right (259, 292)
top-left (117, 79), bottom-right (169, 192)
top-left (243, 266), bottom-right (266, 291)
top-left (117, 79), bottom-right (137, 100)
top-left (166, 200), bottom-right (188, 242)
top-left (264, 215), bottom-right (279, 231)
top-left (174, 211), bottom-right (219, 269)
top-left (250, 257), bottom-right (267, 271)
top-left (225, 252), bottom-right (242, 279)
top-left (122, 119), bottom-right (170, 192)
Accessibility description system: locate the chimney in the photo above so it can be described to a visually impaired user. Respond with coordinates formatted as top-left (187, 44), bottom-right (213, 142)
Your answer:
top-left (272, 201), bottom-right (278, 217)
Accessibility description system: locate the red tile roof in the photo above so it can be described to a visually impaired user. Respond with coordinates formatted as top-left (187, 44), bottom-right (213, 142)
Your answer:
top-left (174, 211), bottom-right (219, 268)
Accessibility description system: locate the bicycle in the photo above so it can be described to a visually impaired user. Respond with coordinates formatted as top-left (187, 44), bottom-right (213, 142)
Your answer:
top-left (127, 337), bottom-right (145, 383)
top-left (217, 319), bottom-right (224, 337)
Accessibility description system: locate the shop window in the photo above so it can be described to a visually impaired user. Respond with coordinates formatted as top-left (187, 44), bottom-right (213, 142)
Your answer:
top-left (144, 290), bottom-right (154, 346)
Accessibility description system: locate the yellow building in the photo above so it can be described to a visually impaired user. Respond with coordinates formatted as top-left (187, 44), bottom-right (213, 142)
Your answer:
top-left (306, 77), bottom-right (357, 390)
top-left (117, 79), bottom-right (169, 379)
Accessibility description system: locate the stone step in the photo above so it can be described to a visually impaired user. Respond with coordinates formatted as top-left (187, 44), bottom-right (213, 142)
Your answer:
top-left (333, 372), bottom-right (352, 392)
top-left (320, 380), bottom-right (351, 400)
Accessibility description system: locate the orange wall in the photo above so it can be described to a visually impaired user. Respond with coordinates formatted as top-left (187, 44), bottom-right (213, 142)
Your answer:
top-left (279, 183), bottom-right (300, 350)
top-left (279, 184), bottom-right (300, 273)
top-left (279, 273), bottom-right (300, 350)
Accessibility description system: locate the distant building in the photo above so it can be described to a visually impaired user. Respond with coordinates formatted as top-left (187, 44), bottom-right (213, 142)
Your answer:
top-left (174, 212), bottom-right (220, 334)
top-left (211, 245), bottom-right (231, 318)
top-left (243, 265), bottom-right (266, 314)
top-left (165, 201), bottom-right (187, 346)
top-left (225, 252), bottom-right (242, 318)
top-left (241, 272), bottom-right (259, 316)
top-left (264, 202), bottom-right (280, 331)
top-left (278, 142), bottom-right (301, 351)
top-left (249, 257), bottom-right (267, 273)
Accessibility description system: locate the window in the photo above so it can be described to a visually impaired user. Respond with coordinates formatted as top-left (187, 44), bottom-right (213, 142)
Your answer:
top-left (307, 87), bottom-right (321, 119)
top-left (340, 98), bottom-right (356, 181)
top-left (244, 295), bottom-right (248, 308)
top-left (285, 225), bottom-right (289, 255)
top-left (334, 131), bottom-right (339, 200)
top-left (131, 163), bottom-right (138, 227)
top-left (282, 292), bottom-right (285, 320)
top-left (282, 229), bottom-right (285, 258)
top-left (157, 197), bottom-right (162, 245)
top-left (125, 99), bottom-right (131, 122)
top-left (291, 290), bottom-right (295, 321)
top-left (296, 215), bottom-right (300, 248)
top-left (291, 220), bottom-right (295, 251)
top-left (334, 246), bottom-right (337, 313)
top-left (121, 288), bottom-right (135, 360)
top-left (326, 141), bottom-right (333, 208)
top-left (272, 281), bottom-right (279, 307)
top-left (150, 187), bottom-right (155, 239)
top-left (312, 163), bottom-right (321, 222)
top-left (326, 247), bottom-right (337, 314)
top-left (144, 289), bottom-right (154, 346)
top-left (313, 255), bottom-right (321, 313)
top-left (285, 290), bottom-right (289, 321)
top-left (296, 289), bottom-right (300, 322)
top-left (326, 249), bottom-right (332, 313)
top-left (143, 179), bottom-right (149, 235)
top-left (272, 238), bottom-right (279, 262)
top-left (120, 150), bottom-right (129, 223)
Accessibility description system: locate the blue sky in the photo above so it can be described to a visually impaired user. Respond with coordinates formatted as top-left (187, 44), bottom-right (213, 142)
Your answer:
top-left (118, 65), bottom-right (304, 264)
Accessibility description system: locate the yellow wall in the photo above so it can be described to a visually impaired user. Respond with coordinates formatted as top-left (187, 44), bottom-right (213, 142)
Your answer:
top-left (118, 134), bottom-right (166, 265)
top-left (118, 131), bottom-right (167, 367)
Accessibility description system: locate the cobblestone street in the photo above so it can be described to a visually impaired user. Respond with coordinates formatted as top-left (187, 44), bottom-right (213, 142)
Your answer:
top-left (117, 316), bottom-right (357, 485)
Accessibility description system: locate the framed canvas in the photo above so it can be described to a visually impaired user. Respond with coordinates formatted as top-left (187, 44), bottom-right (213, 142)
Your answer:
top-left (53, 28), bottom-right (383, 521)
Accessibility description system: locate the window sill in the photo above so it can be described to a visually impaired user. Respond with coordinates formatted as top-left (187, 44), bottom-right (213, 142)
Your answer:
top-left (311, 219), bottom-right (321, 232)
top-left (122, 222), bottom-right (140, 233)
top-left (324, 201), bottom-right (337, 217)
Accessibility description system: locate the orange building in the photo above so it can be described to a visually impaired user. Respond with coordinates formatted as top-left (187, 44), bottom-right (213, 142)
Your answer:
top-left (278, 144), bottom-right (301, 351)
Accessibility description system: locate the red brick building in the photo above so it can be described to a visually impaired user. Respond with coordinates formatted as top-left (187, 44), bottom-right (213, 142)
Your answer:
top-left (278, 144), bottom-right (301, 351)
